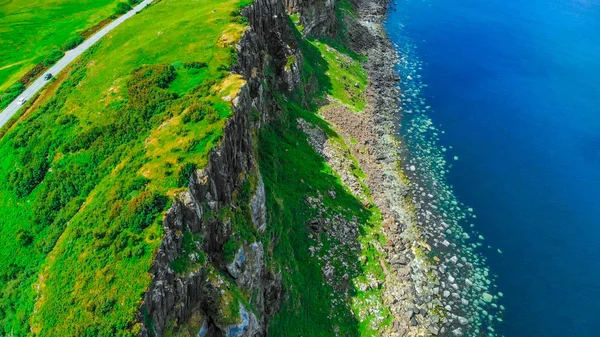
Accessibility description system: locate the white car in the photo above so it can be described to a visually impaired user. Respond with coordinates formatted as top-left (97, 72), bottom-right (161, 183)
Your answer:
top-left (17, 97), bottom-right (26, 105)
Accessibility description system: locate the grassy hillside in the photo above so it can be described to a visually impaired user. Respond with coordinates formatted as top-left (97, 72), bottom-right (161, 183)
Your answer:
top-left (260, 102), bottom-right (391, 337)
top-left (0, 0), bottom-right (250, 335)
top-left (0, 0), bottom-right (124, 90)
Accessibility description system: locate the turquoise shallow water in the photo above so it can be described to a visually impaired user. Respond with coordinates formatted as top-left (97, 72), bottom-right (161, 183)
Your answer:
top-left (385, 0), bottom-right (600, 336)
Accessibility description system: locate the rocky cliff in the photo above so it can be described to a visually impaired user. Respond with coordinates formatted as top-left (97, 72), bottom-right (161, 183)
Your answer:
top-left (137, 0), bottom-right (298, 336)
top-left (284, 0), bottom-right (337, 37)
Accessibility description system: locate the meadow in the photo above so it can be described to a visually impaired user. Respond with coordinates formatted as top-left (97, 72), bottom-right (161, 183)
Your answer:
top-left (0, 0), bottom-right (250, 335)
top-left (0, 0), bottom-right (124, 91)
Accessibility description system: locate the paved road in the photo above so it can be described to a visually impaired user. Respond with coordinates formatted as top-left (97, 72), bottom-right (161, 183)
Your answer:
top-left (0, 0), bottom-right (154, 129)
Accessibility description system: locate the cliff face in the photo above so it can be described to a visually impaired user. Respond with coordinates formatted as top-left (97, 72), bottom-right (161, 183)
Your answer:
top-left (137, 0), bottom-right (298, 336)
top-left (284, 0), bottom-right (336, 37)
top-left (138, 86), bottom-right (263, 336)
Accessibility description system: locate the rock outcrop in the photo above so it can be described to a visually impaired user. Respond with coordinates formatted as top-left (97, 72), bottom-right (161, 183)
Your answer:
top-left (138, 83), bottom-right (265, 336)
top-left (284, 0), bottom-right (336, 37)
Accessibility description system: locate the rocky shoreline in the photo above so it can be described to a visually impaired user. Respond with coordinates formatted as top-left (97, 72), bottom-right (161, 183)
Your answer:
top-left (332, 0), bottom-right (501, 336)
top-left (324, 0), bottom-right (445, 335)
top-left (353, 0), bottom-right (504, 336)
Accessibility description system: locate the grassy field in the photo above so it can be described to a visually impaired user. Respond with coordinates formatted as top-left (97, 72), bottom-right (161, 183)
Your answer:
top-left (0, 0), bottom-right (125, 91)
top-left (0, 0), bottom-right (250, 335)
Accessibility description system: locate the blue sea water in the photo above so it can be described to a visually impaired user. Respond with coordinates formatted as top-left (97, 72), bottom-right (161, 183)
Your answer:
top-left (385, 0), bottom-right (600, 336)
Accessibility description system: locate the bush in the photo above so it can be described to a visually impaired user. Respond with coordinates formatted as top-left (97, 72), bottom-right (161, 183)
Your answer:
top-left (55, 114), bottom-right (78, 126)
top-left (10, 154), bottom-right (50, 198)
top-left (125, 64), bottom-right (177, 121)
top-left (114, 2), bottom-right (132, 15)
top-left (222, 237), bottom-right (238, 263)
top-left (190, 78), bottom-right (218, 97)
top-left (43, 49), bottom-right (64, 67)
top-left (182, 103), bottom-right (209, 124)
top-left (183, 61), bottom-right (208, 69)
top-left (176, 163), bottom-right (196, 187)
top-left (206, 109), bottom-right (220, 123)
top-left (62, 35), bottom-right (84, 51)
top-left (16, 230), bottom-right (34, 246)
top-left (121, 192), bottom-right (168, 231)
top-left (64, 127), bottom-right (103, 152)
top-left (128, 176), bottom-right (150, 192)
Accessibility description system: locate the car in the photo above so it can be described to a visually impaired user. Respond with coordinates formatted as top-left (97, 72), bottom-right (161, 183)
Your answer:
top-left (17, 97), bottom-right (26, 105)
top-left (44, 73), bottom-right (53, 80)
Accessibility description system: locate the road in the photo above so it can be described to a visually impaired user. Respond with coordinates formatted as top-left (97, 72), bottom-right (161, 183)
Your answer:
top-left (0, 0), bottom-right (154, 129)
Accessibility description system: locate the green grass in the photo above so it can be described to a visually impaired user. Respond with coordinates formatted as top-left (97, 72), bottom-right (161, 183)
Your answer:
top-left (0, 0), bottom-right (251, 335)
top-left (0, 0), bottom-right (122, 90)
top-left (259, 101), bottom-right (391, 336)
top-left (287, 15), bottom-right (367, 112)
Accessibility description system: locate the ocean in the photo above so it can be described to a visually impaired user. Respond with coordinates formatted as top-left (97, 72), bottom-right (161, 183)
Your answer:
top-left (385, 0), bottom-right (600, 336)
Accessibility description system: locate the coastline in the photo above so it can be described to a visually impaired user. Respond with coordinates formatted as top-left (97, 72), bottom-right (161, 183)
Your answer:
top-left (341, 0), bottom-right (502, 335)
top-left (320, 0), bottom-right (440, 334)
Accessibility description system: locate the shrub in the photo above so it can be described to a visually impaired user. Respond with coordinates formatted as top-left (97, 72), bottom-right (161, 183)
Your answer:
top-left (55, 114), bottom-right (78, 126)
top-left (229, 9), bottom-right (247, 24)
top-left (10, 155), bottom-right (50, 198)
top-left (119, 64), bottom-right (178, 136)
top-left (183, 61), bottom-right (208, 69)
top-left (206, 109), bottom-right (220, 123)
top-left (43, 49), bottom-right (64, 67)
top-left (114, 2), bottom-right (132, 15)
top-left (16, 230), bottom-right (34, 246)
top-left (182, 103), bottom-right (209, 124)
top-left (176, 163), bottom-right (196, 187)
top-left (121, 191), bottom-right (168, 231)
top-left (190, 78), bottom-right (218, 97)
top-left (65, 127), bottom-right (104, 152)
top-left (128, 176), bottom-right (150, 192)
top-left (62, 35), bottom-right (84, 51)
top-left (0, 82), bottom-right (26, 109)
top-left (222, 237), bottom-right (238, 263)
